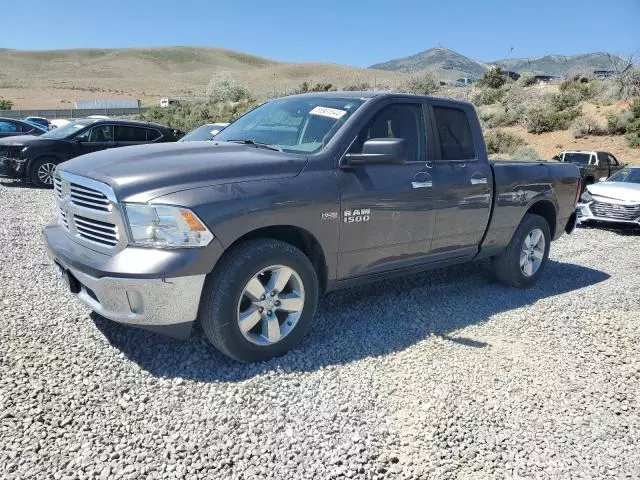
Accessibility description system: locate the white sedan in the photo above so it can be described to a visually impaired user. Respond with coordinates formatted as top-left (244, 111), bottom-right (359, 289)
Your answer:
top-left (577, 166), bottom-right (640, 226)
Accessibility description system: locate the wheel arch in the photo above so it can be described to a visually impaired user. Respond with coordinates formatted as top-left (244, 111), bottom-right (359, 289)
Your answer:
top-left (525, 199), bottom-right (557, 239)
top-left (26, 153), bottom-right (64, 178)
top-left (223, 225), bottom-right (329, 294)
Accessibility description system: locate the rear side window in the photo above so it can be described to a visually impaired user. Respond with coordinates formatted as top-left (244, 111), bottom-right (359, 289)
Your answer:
top-left (115, 126), bottom-right (147, 142)
top-left (0, 121), bottom-right (18, 133)
top-left (146, 129), bottom-right (162, 141)
top-left (433, 106), bottom-right (476, 160)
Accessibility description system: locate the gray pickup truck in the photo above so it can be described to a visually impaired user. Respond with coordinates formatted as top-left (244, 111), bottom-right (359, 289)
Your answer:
top-left (44, 92), bottom-right (580, 362)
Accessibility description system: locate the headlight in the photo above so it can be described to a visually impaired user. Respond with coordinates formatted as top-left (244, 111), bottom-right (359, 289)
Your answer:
top-left (580, 191), bottom-right (593, 202)
top-left (123, 203), bottom-right (213, 248)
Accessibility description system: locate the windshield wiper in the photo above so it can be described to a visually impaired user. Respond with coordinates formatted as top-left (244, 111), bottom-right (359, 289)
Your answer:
top-left (225, 139), bottom-right (282, 152)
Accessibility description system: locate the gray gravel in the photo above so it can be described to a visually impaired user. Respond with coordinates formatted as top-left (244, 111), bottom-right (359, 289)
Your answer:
top-left (1, 176), bottom-right (639, 480)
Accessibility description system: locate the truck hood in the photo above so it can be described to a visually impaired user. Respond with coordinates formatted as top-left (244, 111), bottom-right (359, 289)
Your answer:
top-left (587, 182), bottom-right (640, 202)
top-left (59, 141), bottom-right (308, 202)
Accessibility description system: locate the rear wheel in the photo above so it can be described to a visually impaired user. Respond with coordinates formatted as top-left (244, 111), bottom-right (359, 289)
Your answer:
top-left (491, 213), bottom-right (551, 288)
top-left (199, 239), bottom-right (319, 362)
top-left (29, 157), bottom-right (58, 188)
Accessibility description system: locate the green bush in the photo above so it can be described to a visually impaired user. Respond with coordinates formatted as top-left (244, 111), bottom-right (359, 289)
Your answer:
top-left (401, 73), bottom-right (440, 95)
top-left (0, 99), bottom-right (13, 110)
top-left (514, 146), bottom-right (540, 161)
top-left (517, 72), bottom-right (536, 87)
top-left (606, 111), bottom-right (633, 134)
top-left (471, 87), bottom-right (505, 106)
top-left (139, 99), bottom-right (257, 132)
top-left (605, 98), bottom-right (640, 147)
top-left (525, 106), bottom-right (581, 134)
top-left (295, 82), bottom-right (337, 93)
top-left (343, 82), bottom-right (372, 91)
top-left (572, 116), bottom-right (607, 138)
top-left (206, 73), bottom-right (253, 103)
top-left (484, 130), bottom-right (525, 154)
top-left (559, 75), bottom-right (598, 100)
top-left (477, 67), bottom-right (507, 89)
top-left (550, 90), bottom-right (582, 110)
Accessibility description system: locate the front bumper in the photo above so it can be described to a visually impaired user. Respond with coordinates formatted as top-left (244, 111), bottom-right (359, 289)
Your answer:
top-left (43, 224), bottom-right (224, 336)
top-left (0, 156), bottom-right (26, 177)
top-left (577, 202), bottom-right (640, 226)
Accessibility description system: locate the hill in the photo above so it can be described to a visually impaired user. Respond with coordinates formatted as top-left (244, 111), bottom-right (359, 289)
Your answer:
top-left (0, 46), bottom-right (405, 109)
top-left (369, 47), bottom-right (488, 80)
top-left (493, 52), bottom-right (626, 76)
top-left (370, 48), bottom-right (627, 79)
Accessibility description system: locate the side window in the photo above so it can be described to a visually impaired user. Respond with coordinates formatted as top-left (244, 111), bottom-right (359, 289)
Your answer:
top-left (0, 121), bottom-right (18, 133)
top-left (77, 125), bottom-right (114, 143)
top-left (146, 129), bottom-right (162, 141)
top-left (115, 126), bottom-right (147, 142)
top-left (607, 154), bottom-right (619, 166)
top-left (433, 106), bottom-right (476, 161)
top-left (349, 103), bottom-right (425, 163)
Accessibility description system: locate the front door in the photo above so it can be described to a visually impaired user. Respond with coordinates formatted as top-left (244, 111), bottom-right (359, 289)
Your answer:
top-left (337, 101), bottom-right (436, 278)
top-left (72, 124), bottom-right (116, 157)
top-left (428, 102), bottom-right (493, 257)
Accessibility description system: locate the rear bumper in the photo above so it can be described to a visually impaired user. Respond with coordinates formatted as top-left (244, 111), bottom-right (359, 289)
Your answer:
top-left (43, 223), bottom-right (225, 336)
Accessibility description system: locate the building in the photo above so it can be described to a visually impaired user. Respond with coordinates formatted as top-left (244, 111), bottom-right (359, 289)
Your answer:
top-left (74, 99), bottom-right (140, 109)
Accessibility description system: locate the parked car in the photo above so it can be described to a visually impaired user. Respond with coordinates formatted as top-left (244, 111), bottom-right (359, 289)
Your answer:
top-left (0, 117), bottom-right (47, 138)
top-left (50, 119), bottom-right (71, 129)
top-left (577, 166), bottom-right (640, 227)
top-left (24, 116), bottom-right (52, 131)
top-left (43, 92), bottom-right (581, 362)
top-left (0, 118), bottom-right (180, 187)
top-left (553, 150), bottom-right (626, 187)
top-left (179, 123), bottom-right (230, 142)
top-left (454, 77), bottom-right (476, 87)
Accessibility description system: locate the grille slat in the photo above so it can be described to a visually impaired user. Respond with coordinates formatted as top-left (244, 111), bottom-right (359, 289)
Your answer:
top-left (591, 200), bottom-right (640, 221)
top-left (73, 215), bottom-right (118, 246)
top-left (69, 182), bottom-right (110, 211)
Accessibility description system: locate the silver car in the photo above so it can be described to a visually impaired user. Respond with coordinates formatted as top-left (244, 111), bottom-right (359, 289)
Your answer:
top-left (577, 166), bottom-right (640, 226)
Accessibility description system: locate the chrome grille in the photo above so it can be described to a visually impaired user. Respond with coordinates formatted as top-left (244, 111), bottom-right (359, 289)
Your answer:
top-left (53, 172), bottom-right (126, 254)
top-left (591, 200), bottom-right (640, 221)
top-left (74, 215), bottom-right (118, 246)
top-left (69, 182), bottom-right (110, 212)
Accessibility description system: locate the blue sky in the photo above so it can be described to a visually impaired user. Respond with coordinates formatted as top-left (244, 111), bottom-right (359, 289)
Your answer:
top-left (2, 0), bottom-right (638, 66)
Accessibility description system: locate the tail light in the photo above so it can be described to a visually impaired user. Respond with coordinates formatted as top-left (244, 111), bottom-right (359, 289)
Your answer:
top-left (574, 179), bottom-right (582, 206)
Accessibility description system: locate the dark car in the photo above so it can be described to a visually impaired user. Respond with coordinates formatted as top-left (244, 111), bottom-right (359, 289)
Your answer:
top-left (553, 150), bottom-right (626, 189)
top-left (0, 117), bottom-right (47, 138)
top-left (43, 92), bottom-right (581, 362)
top-left (0, 118), bottom-right (180, 187)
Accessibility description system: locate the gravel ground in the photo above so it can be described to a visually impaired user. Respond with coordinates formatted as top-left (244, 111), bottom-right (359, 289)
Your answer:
top-left (1, 176), bottom-right (639, 480)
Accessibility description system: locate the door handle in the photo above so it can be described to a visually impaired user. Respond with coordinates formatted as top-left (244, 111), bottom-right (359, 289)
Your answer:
top-left (412, 180), bottom-right (433, 189)
top-left (471, 177), bottom-right (487, 185)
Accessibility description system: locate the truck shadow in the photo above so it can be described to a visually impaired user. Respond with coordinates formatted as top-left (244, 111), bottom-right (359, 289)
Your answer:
top-left (92, 259), bottom-right (609, 382)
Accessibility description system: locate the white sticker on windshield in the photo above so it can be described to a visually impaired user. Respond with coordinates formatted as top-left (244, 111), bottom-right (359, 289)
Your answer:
top-left (309, 106), bottom-right (347, 120)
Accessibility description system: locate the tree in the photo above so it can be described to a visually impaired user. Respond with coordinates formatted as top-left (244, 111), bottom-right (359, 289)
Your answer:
top-left (478, 67), bottom-right (507, 89)
top-left (401, 73), bottom-right (440, 95)
top-left (206, 73), bottom-right (253, 103)
top-left (0, 99), bottom-right (14, 110)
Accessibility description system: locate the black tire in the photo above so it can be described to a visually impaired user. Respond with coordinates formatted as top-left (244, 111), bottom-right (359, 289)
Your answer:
top-left (491, 213), bottom-right (551, 288)
top-left (29, 157), bottom-right (58, 188)
top-left (199, 239), bottom-right (319, 363)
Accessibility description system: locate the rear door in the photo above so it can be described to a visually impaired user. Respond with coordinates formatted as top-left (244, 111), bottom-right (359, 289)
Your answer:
top-left (114, 125), bottom-right (150, 147)
top-left (427, 101), bottom-right (493, 258)
top-left (337, 100), bottom-right (436, 278)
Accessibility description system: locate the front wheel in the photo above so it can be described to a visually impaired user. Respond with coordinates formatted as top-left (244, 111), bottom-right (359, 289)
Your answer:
top-left (29, 157), bottom-right (58, 188)
top-left (491, 213), bottom-right (551, 288)
top-left (199, 239), bottom-right (319, 362)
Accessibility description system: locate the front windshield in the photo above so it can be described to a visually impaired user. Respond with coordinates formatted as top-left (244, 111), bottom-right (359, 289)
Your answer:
top-left (41, 119), bottom-right (94, 139)
top-left (215, 96), bottom-right (365, 154)
top-left (563, 153), bottom-right (591, 165)
top-left (180, 124), bottom-right (221, 142)
top-left (607, 167), bottom-right (640, 183)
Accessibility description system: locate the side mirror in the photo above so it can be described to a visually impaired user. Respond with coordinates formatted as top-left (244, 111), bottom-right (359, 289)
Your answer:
top-left (343, 138), bottom-right (408, 166)
top-left (598, 177), bottom-right (607, 182)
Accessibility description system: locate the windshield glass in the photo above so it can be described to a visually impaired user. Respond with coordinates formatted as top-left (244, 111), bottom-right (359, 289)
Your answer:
top-left (41, 119), bottom-right (94, 139)
top-left (215, 96), bottom-right (365, 154)
top-left (607, 167), bottom-right (640, 183)
top-left (180, 124), bottom-right (223, 142)
top-left (563, 152), bottom-right (592, 165)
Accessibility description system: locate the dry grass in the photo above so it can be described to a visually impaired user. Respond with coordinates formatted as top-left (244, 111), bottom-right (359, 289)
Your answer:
top-left (0, 46), bottom-right (406, 108)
